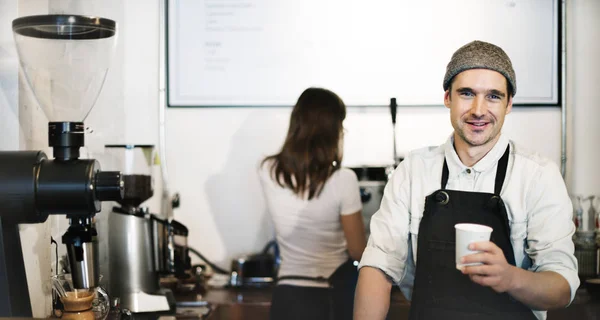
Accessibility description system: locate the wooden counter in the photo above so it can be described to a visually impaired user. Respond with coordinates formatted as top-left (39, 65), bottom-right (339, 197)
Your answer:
top-left (177, 285), bottom-right (599, 319)
top-left (200, 286), bottom-right (409, 319)
top-left (547, 288), bottom-right (600, 319)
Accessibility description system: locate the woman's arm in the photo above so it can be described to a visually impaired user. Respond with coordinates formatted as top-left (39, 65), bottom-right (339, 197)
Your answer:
top-left (341, 211), bottom-right (367, 261)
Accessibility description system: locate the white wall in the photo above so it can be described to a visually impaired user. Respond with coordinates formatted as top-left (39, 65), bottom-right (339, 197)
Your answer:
top-left (0, 0), bottom-right (598, 316)
top-left (566, 0), bottom-right (600, 194)
top-left (164, 103), bottom-right (563, 270)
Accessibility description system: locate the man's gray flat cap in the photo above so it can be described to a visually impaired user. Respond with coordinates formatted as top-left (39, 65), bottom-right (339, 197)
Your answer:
top-left (443, 40), bottom-right (516, 96)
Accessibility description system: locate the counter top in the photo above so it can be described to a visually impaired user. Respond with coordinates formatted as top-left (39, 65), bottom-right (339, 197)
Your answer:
top-left (547, 288), bottom-right (600, 319)
top-left (177, 285), bottom-right (599, 320)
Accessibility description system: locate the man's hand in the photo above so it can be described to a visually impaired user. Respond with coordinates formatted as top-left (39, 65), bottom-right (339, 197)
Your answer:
top-left (459, 240), bottom-right (572, 310)
top-left (459, 241), bottom-right (517, 293)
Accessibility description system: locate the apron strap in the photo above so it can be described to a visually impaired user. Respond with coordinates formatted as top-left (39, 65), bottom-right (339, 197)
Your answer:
top-left (441, 158), bottom-right (450, 190)
top-left (494, 145), bottom-right (510, 195)
top-left (442, 144), bottom-right (510, 195)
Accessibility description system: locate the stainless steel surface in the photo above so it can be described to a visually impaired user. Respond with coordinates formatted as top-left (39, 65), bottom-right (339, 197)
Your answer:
top-left (67, 240), bottom-right (99, 288)
top-left (152, 215), bottom-right (170, 273)
top-left (164, 219), bottom-right (191, 276)
top-left (109, 212), bottom-right (170, 312)
top-left (151, 215), bottom-right (187, 275)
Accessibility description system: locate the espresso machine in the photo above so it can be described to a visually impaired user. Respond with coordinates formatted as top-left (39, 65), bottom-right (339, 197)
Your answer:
top-left (0, 15), bottom-right (122, 316)
top-left (106, 145), bottom-right (179, 313)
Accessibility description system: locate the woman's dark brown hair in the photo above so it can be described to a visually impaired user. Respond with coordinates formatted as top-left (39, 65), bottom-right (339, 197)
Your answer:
top-left (263, 87), bottom-right (346, 200)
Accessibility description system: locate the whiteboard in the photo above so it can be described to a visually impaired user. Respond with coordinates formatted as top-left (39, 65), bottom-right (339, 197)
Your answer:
top-left (167, 0), bottom-right (559, 107)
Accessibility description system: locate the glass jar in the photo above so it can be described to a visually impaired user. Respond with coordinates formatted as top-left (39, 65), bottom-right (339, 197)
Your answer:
top-left (574, 231), bottom-right (598, 280)
top-left (52, 274), bottom-right (110, 320)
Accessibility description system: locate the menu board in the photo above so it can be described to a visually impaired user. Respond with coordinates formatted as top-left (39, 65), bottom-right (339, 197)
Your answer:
top-left (167, 0), bottom-right (559, 107)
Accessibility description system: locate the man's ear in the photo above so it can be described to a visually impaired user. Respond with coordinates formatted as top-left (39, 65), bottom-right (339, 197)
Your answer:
top-left (444, 90), bottom-right (451, 109)
top-left (506, 96), bottom-right (513, 114)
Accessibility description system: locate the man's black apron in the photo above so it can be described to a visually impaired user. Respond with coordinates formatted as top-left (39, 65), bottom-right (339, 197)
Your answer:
top-left (271, 259), bottom-right (357, 320)
top-left (408, 146), bottom-right (537, 320)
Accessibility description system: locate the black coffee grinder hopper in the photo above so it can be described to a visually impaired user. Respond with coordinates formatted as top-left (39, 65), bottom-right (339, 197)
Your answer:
top-left (0, 15), bottom-right (123, 316)
top-left (106, 145), bottom-right (156, 216)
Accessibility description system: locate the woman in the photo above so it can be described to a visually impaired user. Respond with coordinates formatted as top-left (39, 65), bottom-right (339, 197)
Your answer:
top-left (259, 87), bottom-right (366, 320)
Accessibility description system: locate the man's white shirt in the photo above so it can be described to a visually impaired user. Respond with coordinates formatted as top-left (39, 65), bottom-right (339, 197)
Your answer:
top-left (359, 133), bottom-right (579, 320)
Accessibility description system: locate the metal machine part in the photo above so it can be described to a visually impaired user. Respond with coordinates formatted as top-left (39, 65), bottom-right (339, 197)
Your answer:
top-left (44, 123), bottom-right (121, 290)
top-left (109, 211), bottom-right (174, 313)
top-left (63, 218), bottom-right (100, 289)
top-left (229, 240), bottom-right (279, 288)
top-left (0, 144), bottom-right (123, 315)
top-left (389, 98), bottom-right (399, 167)
top-left (171, 220), bottom-right (191, 277)
top-left (0, 152), bottom-right (47, 316)
top-left (229, 254), bottom-right (277, 288)
top-left (0, 152), bottom-right (48, 224)
top-left (384, 97), bottom-right (401, 180)
top-left (36, 157), bottom-right (122, 216)
top-left (0, 14), bottom-right (119, 317)
top-left (152, 215), bottom-right (190, 277)
top-left (152, 215), bottom-right (170, 274)
top-left (0, 148), bottom-right (121, 222)
top-left (105, 145), bottom-right (156, 209)
top-left (149, 203), bottom-right (181, 278)
top-left (106, 144), bottom-right (179, 313)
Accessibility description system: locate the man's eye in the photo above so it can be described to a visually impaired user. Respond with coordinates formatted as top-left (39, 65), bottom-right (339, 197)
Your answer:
top-left (488, 94), bottom-right (500, 100)
top-left (460, 92), bottom-right (474, 97)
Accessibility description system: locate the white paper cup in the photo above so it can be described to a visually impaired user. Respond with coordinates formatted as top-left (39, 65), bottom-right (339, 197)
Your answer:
top-left (455, 223), bottom-right (493, 270)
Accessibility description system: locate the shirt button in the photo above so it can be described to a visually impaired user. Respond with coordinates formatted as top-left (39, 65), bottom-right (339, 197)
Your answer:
top-left (466, 169), bottom-right (472, 174)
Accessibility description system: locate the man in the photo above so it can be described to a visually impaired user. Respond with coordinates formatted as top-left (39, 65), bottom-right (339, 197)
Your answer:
top-left (354, 41), bottom-right (579, 320)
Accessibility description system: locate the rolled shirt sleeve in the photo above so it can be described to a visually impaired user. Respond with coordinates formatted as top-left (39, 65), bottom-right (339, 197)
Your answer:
top-left (358, 158), bottom-right (412, 284)
top-left (525, 161), bottom-right (580, 303)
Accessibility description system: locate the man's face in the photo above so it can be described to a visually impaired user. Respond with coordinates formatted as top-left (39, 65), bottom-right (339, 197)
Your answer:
top-left (444, 69), bottom-right (513, 148)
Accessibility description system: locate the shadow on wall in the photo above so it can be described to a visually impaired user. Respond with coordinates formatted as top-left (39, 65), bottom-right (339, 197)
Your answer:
top-left (204, 110), bottom-right (288, 267)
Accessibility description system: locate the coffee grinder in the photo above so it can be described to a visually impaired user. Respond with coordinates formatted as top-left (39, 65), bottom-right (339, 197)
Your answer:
top-left (105, 145), bottom-right (176, 313)
top-left (0, 15), bottom-right (123, 317)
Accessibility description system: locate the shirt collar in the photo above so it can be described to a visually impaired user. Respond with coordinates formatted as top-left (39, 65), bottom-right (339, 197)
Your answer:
top-left (443, 133), bottom-right (510, 176)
